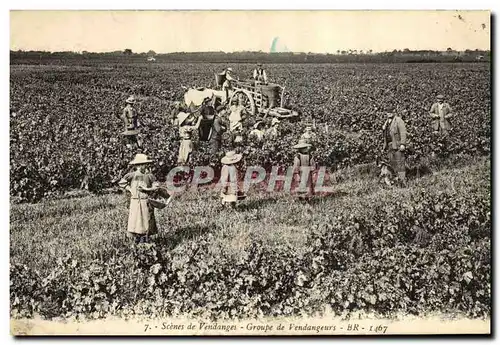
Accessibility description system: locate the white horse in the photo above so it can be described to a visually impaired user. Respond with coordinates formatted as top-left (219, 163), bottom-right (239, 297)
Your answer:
top-left (183, 87), bottom-right (231, 108)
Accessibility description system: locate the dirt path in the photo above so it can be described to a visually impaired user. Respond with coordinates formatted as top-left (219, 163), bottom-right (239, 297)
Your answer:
top-left (11, 314), bottom-right (490, 336)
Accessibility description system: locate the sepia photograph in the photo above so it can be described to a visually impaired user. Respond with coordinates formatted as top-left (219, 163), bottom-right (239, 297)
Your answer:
top-left (8, 9), bottom-right (491, 336)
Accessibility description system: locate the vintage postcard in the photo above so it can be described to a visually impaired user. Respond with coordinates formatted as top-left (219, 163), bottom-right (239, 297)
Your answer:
top-left (9, 10), bottom-right (491, 336)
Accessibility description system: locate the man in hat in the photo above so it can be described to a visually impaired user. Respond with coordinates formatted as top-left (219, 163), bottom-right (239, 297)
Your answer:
top-left (222, 67), bottom-right (235, 101)
top-left (118, 153), bottom-right (160, 244)
top-left (209, 105), bottom-right (228, 154)
top-left (382, 109), bottom-right (408, 187)
top-left (198, 96), bottom-right (216, 142)
top-left (253, 63), bottom-right (268, 84)
top-left (429, 94), bottom-right (453, 136)
top-left (121, 96), bottom-right (142, 149)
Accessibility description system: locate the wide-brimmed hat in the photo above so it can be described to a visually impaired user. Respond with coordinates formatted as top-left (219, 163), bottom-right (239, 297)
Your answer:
top-left (271, 118), bottom-right (281, 126)
top-left (293, 139), bottom-right (312, 150)
top-left (129, 153), bottom-right (153, 166)
top-left (226, 67), bottom-right (233, 72)
top-left (221, 151), bottom-right (243, 164)
top-left (437, 94), bottom-right (444, 100)
top-left (126, 96), bottom-right (136, 104)
top-left (216, 105), bottom-right (226, 112)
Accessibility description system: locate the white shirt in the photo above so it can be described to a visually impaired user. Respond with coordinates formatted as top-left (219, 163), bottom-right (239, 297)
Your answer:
top-left (229, 105), bottom-right (244, 131)
top-left (438, 103), bottom-right (444, 113)
top-left (253, 69), bottom-right (268, 83)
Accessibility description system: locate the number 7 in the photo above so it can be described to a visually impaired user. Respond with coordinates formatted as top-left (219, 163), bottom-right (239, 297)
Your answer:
top-left (144, 324), bottom-right (149, 332)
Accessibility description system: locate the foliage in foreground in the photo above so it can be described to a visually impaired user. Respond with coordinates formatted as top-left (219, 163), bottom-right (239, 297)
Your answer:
top-left (10, 162), bottom-right (491, 320)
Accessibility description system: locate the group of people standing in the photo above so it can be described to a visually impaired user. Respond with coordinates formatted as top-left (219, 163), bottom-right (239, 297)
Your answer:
top-left (379, 94), bottom-right (454, 186)
top-left (116, 73), bottom-right (454, 243)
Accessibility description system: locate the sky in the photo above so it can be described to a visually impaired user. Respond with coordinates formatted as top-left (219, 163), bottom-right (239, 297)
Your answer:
top-left (10, 10), bottom-right (491, 53)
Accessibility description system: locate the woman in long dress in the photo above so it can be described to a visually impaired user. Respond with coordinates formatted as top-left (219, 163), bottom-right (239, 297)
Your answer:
top-left (118, 153), bottom-right (159, 244)
top-left (220, 151), bottom-right (245, 208)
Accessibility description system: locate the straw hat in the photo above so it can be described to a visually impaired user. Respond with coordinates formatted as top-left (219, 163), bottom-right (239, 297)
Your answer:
top-left (226, 67), bottom-right (233, 72)
top-left (221, 151), bottom-right (242, 165)
top-left (437, 94), bottom-right (444, 100)
top-left (293, 138), bottom-right (312, 150)
top-left (271, 118), bottom-right (281, 126)
top-left (129, 153), bottom-right (153, 166)
top-left (126, 96), bottom-right (136, 104)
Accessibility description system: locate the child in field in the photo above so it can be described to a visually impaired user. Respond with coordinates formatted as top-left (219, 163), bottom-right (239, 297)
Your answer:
top-left (292, 139), bottom-right (316, 201)
top-left (220, 151), bottom-right (246, 208)
top-left (118, 153), bottom-right (160, 244)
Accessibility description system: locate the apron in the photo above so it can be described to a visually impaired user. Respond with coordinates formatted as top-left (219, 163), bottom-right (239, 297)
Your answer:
top-left (120, 171), bottom-right (158, 235)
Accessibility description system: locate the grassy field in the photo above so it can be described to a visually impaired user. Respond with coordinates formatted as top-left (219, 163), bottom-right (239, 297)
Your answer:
top-left (10, 156), bottom-right (487, 274)
top-left (10, 155), bottom-right (491, 321)
top-left (9, 61), bottom-right (491, 324)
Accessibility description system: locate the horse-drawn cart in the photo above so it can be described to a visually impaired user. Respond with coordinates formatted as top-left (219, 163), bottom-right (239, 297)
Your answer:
top-left (215, 73), bottom-right (299, 120)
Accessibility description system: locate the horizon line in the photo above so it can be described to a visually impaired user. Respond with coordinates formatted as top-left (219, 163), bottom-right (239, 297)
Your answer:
top-left (10, 48), bottom-right (491, 54)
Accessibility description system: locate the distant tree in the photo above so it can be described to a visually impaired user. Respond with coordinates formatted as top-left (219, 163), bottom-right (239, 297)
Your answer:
top-left (124, 49), bottom-right (133, 55)
top-left (147, 50), bottom-right (156, 56)
top-left (447, 47), bottom-right (453, 52)
top-left (368, 49), bottom-right (373, 54)
top-left (403, 48), bottom-right (410, 53)
top-left (341, 50), bottom-right (346, 55)
top-left (336, 50), bottom-right (340, 55)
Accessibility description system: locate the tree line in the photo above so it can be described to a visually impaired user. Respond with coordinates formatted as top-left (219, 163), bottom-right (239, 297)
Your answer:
top-left (10, 49), bottom-right (491, 64)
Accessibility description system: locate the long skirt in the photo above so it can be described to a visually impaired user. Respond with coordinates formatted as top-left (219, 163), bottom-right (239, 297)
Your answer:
top-left (127, 198), bottom-right (158, 235)
top-left (178, 139), bottom-right (193, 165)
